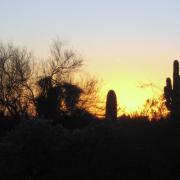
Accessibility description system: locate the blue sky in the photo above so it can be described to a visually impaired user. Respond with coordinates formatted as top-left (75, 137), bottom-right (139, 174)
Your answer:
top-left (1, 0), bottom-right (180, 46)
top-left (1, 0), bottom-right (180, 112)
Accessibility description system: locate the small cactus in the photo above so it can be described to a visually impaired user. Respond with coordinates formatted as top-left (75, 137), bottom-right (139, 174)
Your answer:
top-left (105, 90), bottom-right (117, 121)
top-left (164, 60), bottom-right (180, 119)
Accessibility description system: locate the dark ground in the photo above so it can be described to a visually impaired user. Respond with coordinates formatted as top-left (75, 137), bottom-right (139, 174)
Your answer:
top-left (0, 118), bottom-right (180, 180)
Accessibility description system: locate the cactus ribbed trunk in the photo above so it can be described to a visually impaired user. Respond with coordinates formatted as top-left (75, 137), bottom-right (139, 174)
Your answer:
top-left (164, 60), bottom-right (180, 120)
top-left (105, 90), bottom-right (117, 121)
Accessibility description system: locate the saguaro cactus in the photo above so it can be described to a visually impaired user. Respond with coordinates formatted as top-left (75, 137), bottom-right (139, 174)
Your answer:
top-left (164, 60), bottom-right (180, 119)
top-left (105, 90), bottom-right (117, 121)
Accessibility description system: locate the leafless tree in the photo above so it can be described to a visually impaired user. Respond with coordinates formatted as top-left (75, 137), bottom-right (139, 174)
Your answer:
top-left (34, 39), bottom-right (84, 118)
top-left (137, 82), bottom-right (168, 120)
top-left (0, 42), bottom-right (34, 119)
top-left (40, 39), bottom-right (83, 83)
top-left (77, 76), bottom-right (105, 117)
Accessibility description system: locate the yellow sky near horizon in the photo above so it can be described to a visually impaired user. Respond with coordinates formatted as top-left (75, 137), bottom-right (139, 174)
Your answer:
top-left (83, 51), bottom-right (174, 114)
top-left (1, 0), bottom-right (180, 114)
top-left (13, 36), bottom-right (177, 115)
top-left (28, 39), bottom-right (175, 114)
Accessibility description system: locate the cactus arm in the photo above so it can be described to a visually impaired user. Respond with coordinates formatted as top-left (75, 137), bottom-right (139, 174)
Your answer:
top-left (164, 60), bottom-right (180, 119)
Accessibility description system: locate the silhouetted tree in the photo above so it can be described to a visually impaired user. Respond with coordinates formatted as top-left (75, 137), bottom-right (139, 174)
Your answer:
top-left (35, 76), bottom-right (63, 119)
top-left (35, 40), bottom-right (84, 119)
top-left (137, 81), bottom-right (167, 120)
top-left (63, 82), bottom-right (83, 113)
top-left (77, 76), bottom-right (104, 117)
top-left (0, 42), bottom-right (34, 119)
top-left (42, 39), bottom-right (83, 82)
top-left (35, 78), bottom-right (83, 119)
top-left (139, 95), bottom-right (167, 120)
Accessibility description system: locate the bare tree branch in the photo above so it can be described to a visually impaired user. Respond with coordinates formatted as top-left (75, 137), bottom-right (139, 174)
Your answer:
top-left (0, 42), bottom-right (34, 118)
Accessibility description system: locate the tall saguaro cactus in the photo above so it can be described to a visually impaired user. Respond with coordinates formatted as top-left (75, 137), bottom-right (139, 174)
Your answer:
top-left (164, 60), bottom-right (180, 119)
top-left (105, 90), bottom-right (117, 121)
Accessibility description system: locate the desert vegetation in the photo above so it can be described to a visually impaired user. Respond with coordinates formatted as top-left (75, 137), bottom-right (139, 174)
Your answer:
top-left (0, 41), bottom-right (179, 179)
top-left (164, 60), bottom-right (180, 120)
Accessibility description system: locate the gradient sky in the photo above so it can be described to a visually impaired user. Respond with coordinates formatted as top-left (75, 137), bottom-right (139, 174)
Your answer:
top-left (1, 0), bottom-right (180, 113)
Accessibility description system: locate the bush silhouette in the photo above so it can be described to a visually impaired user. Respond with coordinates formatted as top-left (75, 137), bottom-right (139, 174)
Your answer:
top-left (35, 76), bottom-right (63, 119)
top-left (63, 82), bottom-right (83, 113)
top-left (35, 76), bottom-right (84, 120)
top-left (105, 90), bottom-right (117, 121)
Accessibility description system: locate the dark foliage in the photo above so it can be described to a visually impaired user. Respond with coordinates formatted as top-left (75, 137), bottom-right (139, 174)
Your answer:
top-left (0, 116), bottom-right (20, 137)
top-left (0, 118), bottom-right (180, 180)
top-left (58, 109), bottom-right (96, 129)
top-left (35, 77), bottom-right (83, 120)
top-left (35, 77), bottom-right (63, 119)
top-left (63, 82), bottom-right (83, 113)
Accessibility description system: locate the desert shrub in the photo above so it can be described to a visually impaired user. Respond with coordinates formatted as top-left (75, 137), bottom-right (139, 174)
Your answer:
top-left (0, 120), bottom-right (72, 179)
top-left (58, 109), bottom-right (96, 129)
top-left (0, 117), bottom-right (180, 180)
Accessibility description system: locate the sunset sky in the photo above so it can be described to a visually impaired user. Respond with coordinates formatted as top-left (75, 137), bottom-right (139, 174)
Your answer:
top-left (1, 0), bottom-right (180, 113)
